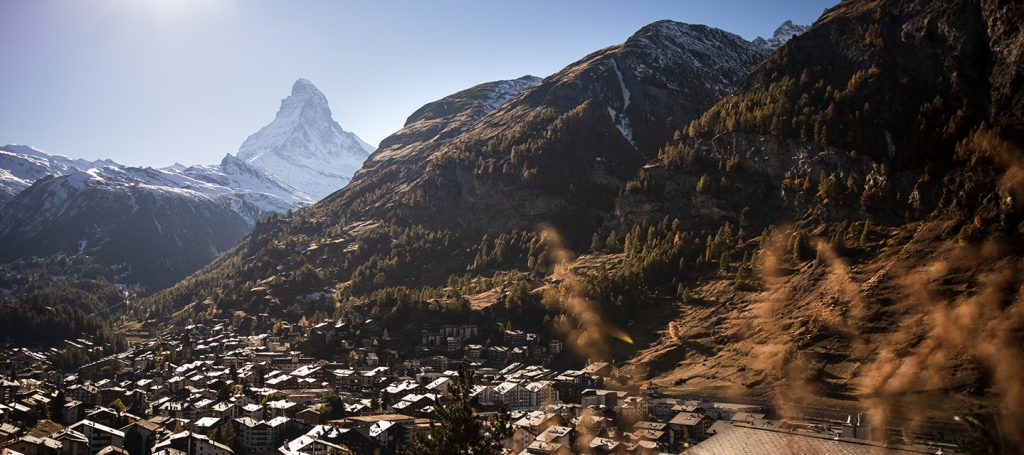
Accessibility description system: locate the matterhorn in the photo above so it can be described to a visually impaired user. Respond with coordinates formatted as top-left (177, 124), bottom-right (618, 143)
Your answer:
top-left (237, 78), bottom-right (375, 200)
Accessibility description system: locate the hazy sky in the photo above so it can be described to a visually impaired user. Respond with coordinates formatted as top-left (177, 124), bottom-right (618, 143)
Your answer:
top-left (0, 0), bottom-right (836, 168)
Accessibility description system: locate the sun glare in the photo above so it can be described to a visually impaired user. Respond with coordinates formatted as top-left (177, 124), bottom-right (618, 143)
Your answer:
top-left (112, 0), bottom-right (232, 21)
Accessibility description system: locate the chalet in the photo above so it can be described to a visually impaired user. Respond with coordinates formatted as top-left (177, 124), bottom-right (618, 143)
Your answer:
top-left (152, 431), bottom-right (233, 455)
top-left (424, 377), bottom-right (451, 398)
top-left (668, 411), bottom-right (713, 445)
top-left (265, 400), bottom-right (299, 419)
top-left (580, 389), bottom-right (626, 409)
top-left (52, 428), bottom-right (90, 455)
top-left (6, 434), bottom-right (63, 455)
top-left (241, 404), bottom-right (264, 420)
top-left (587, 437), bottom-right (622, 454)
top-left (234, 417), bottom-right (289, 455)
top-left (464, 344), bottom-right (483, 360)
top-left (191, 417), bottom-right (221, 434)
top-left (66, 420), bottom-right (124, 455)
top-left (511, 411), bottom-right (558, 452)
top-left (122, 419), bottom-right (160, 455)
top-left (528, 425), bottom-right (574, 455)
top-left (277, 425), bottom-right (371, 455)
top-left (293, 407), bottom-right (322, 427)
top-left (494, 382), bottom-right (531, 409)
top-left (618, 396), bottom-right (648, 422)
top-left (525, 381), bottom-right (557, 407)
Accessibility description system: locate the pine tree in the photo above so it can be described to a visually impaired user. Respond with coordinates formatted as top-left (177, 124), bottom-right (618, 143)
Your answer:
top-left (676, 284), bottom-right (691, 303)
top-left (124, 429), bottom-right (144, 455)
top-left (217, 383), bottom-right (231, 402)
top-left (591, 232), bottom-right (602, 252)
top-left (605, 230), bottom-right (619, 251)
top-left (218, 420), bottom-right (236, 449)
top-left (405, 365), bottom-right (511, 454)
top-left (791, 232), bottom-right (804, 261)
top-left (50, 390), bottom-right (66, 423)
top-left (696, 174), bottom-right (709, 192)
top-left (859, 220), bottom-right (870, 248)
top-left (735, 262), bottom-right (748, 286)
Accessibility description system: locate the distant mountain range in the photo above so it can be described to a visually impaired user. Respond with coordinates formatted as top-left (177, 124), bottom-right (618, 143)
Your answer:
top-left (0, 144), bottom-right (117, 202)
top-left (0, 79), bottom-right (370, 290)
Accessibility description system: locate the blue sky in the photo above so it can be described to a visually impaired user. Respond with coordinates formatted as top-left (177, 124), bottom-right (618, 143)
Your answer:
top-left (0, 0), bottom-right (836, 167)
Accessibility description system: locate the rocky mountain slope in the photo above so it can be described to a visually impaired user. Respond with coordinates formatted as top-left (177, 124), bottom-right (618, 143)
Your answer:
top-left (364, 75), bottom-right (541, 166)
top-left (237, 78), bottom-right (375, 200)
top-left (320, 20), bottom-right (772, 238)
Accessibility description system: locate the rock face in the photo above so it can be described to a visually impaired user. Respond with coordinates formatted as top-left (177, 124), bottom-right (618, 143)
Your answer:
top-left (237, 78), bottom-right (375, 200)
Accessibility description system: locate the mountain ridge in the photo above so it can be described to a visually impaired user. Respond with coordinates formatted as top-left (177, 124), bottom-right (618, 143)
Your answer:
top-left (320, 19), bottom-right (774, 239)
top-left (0, 145), bottom-right (116, 202)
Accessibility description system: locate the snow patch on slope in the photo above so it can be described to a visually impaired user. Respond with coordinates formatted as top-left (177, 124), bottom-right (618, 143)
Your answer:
top-left (478, 76), bottom-right (543, 117)
top-left (608, 59), bottom-right (636, 147)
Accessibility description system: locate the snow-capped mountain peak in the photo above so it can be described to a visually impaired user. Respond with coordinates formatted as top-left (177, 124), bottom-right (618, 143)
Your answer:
top-left (752, 19), bottom-right (809, 50)
top-left (236, 78), bottom-right (376, 200)
top-left (291, 77), bottom-right (322, 96)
